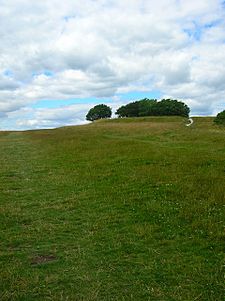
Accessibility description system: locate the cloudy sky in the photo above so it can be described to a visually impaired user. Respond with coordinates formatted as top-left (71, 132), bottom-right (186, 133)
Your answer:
top-left (0, 0), bottom-right (225, 130)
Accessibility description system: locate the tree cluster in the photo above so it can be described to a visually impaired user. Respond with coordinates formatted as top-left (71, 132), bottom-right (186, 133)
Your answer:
top-left (116, 98), bottom-right (190, 118)
top-left (86, 98), bottom-right (190, 122)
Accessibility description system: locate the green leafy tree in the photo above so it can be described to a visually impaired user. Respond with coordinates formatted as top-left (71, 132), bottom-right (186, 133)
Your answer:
top-left (153, 99), bottom-right (190, 117)
top-left (214, 110), bottom-right (225, 125)
top-left (116, 99), bottom-right (157, 117)
top-left (86, 104), bottom-right (112, 121)
top-left (138, 99), bottom-right (157, 116)
top-left (116, 98), bottom-right (189, 118)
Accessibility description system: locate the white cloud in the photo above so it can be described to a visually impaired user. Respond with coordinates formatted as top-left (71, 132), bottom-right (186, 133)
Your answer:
top-left (6, 104), bottom-right (91, 130)
top-left (6, 101), bottom-right (123, 130)
top-left (0, 0), bottom-right (225, 129)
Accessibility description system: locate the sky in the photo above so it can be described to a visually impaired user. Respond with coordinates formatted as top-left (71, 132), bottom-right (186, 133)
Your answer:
top-left (0, 0), bottom-right (225, 130)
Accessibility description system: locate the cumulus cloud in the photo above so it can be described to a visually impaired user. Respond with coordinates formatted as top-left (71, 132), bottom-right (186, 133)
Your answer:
top-left (5, 101), bottom-right (123, 130)
top-left (0, 0), bottom-right (225, 129)
top-left (14, 104), bottom-right (92, 129)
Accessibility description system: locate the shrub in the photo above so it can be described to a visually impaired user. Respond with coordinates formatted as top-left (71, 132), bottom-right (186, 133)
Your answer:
top-left (214, 110), bottom-right (225, 125)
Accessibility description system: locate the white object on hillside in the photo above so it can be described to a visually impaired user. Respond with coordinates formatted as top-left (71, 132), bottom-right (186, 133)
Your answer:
top-left (186, 118), bottom-right (194, 127)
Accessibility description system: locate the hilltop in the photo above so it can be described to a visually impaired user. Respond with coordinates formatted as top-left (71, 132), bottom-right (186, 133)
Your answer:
top-left (0, 117), bottom-right (224, 300)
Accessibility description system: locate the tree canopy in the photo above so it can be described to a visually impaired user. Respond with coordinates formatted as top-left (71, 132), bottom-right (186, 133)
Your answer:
top-left (115, 98), bottom-right (157, 118)
top-left (214, 110), bottom-right (225, 125)
top-left (86, 104), bottom-right (112, 121)
top-left (116, 98), bottom-right (190, 118)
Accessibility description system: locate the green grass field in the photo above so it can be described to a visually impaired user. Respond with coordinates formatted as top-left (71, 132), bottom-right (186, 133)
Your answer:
top-left (0, 117), bottom-right (224, 300)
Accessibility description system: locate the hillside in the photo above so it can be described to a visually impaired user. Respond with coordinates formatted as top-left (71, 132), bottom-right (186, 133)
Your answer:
top-left (0, 117), bottom-right (224, 300)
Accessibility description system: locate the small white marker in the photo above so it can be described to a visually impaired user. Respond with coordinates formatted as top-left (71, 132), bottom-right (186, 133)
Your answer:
top-left (186, 118), bottom-right (194, 127)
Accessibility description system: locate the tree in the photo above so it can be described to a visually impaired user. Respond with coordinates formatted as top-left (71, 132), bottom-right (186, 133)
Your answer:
top-left (116, 98), bottom-right (190, 118)
top-left (115, 99), bottom-right (157, 117)
top-left (214, 110), bottom-right (225, 125)
top-left (153, 99), bottom-right (190, 117)
top-left (86, 104), bottom-right (112, 121)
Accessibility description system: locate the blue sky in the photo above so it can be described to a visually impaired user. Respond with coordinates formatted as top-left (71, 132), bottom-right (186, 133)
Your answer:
top-left (0, 0), bottom-right (225, 130)
top-left (32, 91), bottom-right (161, 109)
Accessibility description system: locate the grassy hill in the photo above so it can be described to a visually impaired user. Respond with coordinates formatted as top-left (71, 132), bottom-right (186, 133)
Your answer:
top-left (0, 117), bottom-right (224, 300)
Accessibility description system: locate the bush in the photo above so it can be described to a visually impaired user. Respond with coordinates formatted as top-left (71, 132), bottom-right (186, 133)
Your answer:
top-left (86, 104), bottom-right (112, 121)
top-left (214, 110), bottom-right (225, 125)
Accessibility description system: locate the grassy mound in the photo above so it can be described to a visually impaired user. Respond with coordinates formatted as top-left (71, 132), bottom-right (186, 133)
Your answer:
top-left (0, 117), bottom-right (224, 300)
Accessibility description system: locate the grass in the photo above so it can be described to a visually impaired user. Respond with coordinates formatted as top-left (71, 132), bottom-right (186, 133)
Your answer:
top-left (0, 116), bottom-right (224, 300)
